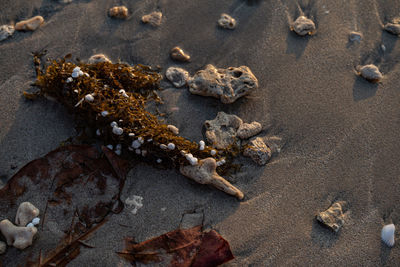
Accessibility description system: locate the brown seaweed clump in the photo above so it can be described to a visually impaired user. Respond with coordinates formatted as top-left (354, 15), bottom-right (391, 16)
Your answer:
top-left (31, 54), bottom-right (228, 169)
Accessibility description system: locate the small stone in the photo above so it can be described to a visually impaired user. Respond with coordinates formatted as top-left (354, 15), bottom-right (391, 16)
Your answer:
top-left (384, 22), bottom-right (400, 36)
top-left (358, 64), bottom-right (383, 83)
top-left (218, 13), bottom-right (236, 29)
top-left (159, 144), bottom-right (168, 150)
top-left (15, 16), bottom-right (44, 31)
top-left (0, 25), bottom-right (15, 42)
top-left (204, 112), bottom-right (243, 149)
top-left (71, 71), bottom-right (79, 78)
top-left (106, 144), bottom-right (113, 150)
top-left (166, 67), bottom-right (190, 88)
top-left (88, 54), bottom-right (111, 64)
top-left (243, 137), bottom-right (271, 165)
top-left (66, 77), bottom-right (73, 83)
top-left (170, 46), bottom-right (191, 62)
top-left (292, 16), bottom-right (316, 36)
top-left (112, 126), bottom-right (123, 135)
top-left (84, 94), bottom-right (94, 102)
top-left (167, 143), bottom-right (175, 150)
top-left (115, 149), bottom-right (121, 156)
top-left (0, 219), bottom-right (37, 250)
top-left (237, 121), bottom-right (262, 139)
top-left (180, 213), bottom-right (204, 229)
top-left (199, 140), bottom-right (205, 150)
top-left (156, 158), bottom-right (162, 163)
top-left (101, 111), bottom-right (109, 117)
top-left (31, 217), bottom-right (40, 226)
top-left (0, 241), bottom-right (6, 255)
top-left (167, 124), bottom-right (179, 135)
top-left (210, 149), bottom-right (217, 156)
top-left (349, 31), bottom-right (362, 43)
top-left (125, 195), bottom-right (143, 215)
top-left (189, 64), bottom-right (258, 104)
top-left (15, 202), bottom-right (39, 227)
top-left (110, 121), bottom-right (118, 127)
top-left (316, 202), bottom-right (346, 232)
top-left (132, 140), bottom-right (141, 149)
top-left (141, 11), bottom-right (162, 27)
top-left (109, 6), bottom-right (128, 19)
top-left (135, 149), bottom-right (141, 155)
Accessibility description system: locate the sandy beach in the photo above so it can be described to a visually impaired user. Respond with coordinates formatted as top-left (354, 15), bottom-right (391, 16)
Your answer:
top-left (1, 0), bottom-right (400, 266)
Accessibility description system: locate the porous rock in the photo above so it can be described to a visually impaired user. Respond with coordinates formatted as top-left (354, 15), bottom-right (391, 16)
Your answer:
top-left (15, 16), bottom-right (44, 31)
top-left (0, 25), bottom-right (15, 42)
top-left (15, 202), bottom-right (39, 227)
top-left (316, 201), bottom-right (346, 232)
top-left (237, 121), bottom-right (262, 139)
top-left (189, 64), bottom-right (258, 104)
top-left (204, 112), bottom-right (243, 149)
top-left (0, 241), bottom-right (6, 254)
top-left (170, 46), bottom-right (190, 62)
top-left (243, 137), bottom-right (271, 165)
top-left (141, 11), bottom-right (162, 26)
top-left (292, 16), bottom-right (316, 36)
top-left (88, 54), bottom-right (111, 64)
top-left (0, 219), bottom-right (37, 250)
top-left (109, 6), bottom-right (128, 19)
top-left (358, 64), bottom-right (383, 83)
top-left (384, 22), bottom-right (400, 36)
top-left (180, 158), bottom-right (244, 199)
top-left (166, 67), bottom-right (190, 88)
top-left (218, 13), bottom-right (236, 29)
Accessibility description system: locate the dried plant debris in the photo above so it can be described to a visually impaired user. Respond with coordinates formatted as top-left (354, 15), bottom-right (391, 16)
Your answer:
top-left (316, 201), bottom-right (346, 232)
top-left (357, 64), bottom-right (383, 83)
top-left (166, 66), bottom-right (190, 88)
top-left (30, 54), bottom-right (241, 198)
top-left (189, 64), bottom-right (258, 103)
top-left (15, 16), bottom-right (44, 31)
top-left (0, 25), bottom-right (15, 42)
top-left (118, 226), bottom-right (234, 266)
top-left (170, 46), bottom-right (191, 62)
top-left (109, 6), bottom-right (128, 19)
top-left (218, 13), bottom-right (237, 29)
top-left (291, 16), bottom-right (316, 36)
top-left (243, 137), bottom-right (271, 165)
top-left (141, 11), bottom-right (163, 26)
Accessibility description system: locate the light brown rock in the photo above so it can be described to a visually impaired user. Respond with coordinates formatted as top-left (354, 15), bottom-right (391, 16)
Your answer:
top-left (292, 16), bottom-right (316, 36)
top-left (180, 158), bottom-right (244, 199)
top-left (204, 112), bottom-right (243, 149)
top-left (0, 25), bottom-right (15, 42)
top-left (109, 6), bottom-right (128, 19)
top-left (237, 121), bottom-right (262, 139)
top-left (316, 202), bottom-right (346, 232)
top-left (88, 54), bottom-right (111, 64)
top-left (15, 16), bottom-right (44, 31)
top-left (358, 64), bottom-right (383, 83)
top-left (189, 64), bottom-right (258, 104)
top-left (15, 202), bottom-right (39, 226)
top-left (0, 219), bottom-right (37, 250)
top-left (218, 13), bottom-right (236, 29)
top-left (167, 124), bottom-right (179, 135)
top-left (170, 46), bottom-right (190, 62)
top-left (243, 137), bottom-right (271, 165)
top-left (141, 11), bottom-right (163, 26)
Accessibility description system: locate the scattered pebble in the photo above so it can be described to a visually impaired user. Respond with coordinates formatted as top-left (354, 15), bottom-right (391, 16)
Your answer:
top-left (167, 143), bottom-right (175, 150)
top-left (199, 140), bottom-right (205, 150)
top-left (106, 144), bottom-right (113, 150)
top-left (15, 202), bottom-right (39, 227)
top-left (138, 137), bottom-right (144, 144)
top-left (88, 54), bottom-right (111, 64)
top-left (141, 11), bottom-right (163, 26)
top-left (66, 77), bottom-right (73, 83)
top-left (167, 124), bottom-right (179, 135)
top-left (135, 149), bottom-right (141, 155)
top-left (26, 223), bottom-right (34, 228)
top-left (31, 217), bottom-right (40, 226)
top-left (160, 144), bottom-right (168, 150)
top-left (128, 133), bottom-right (135, 137)
top-left (210, 149), bottom-right (217, 156)
top-left (110, 121), bottom-right (117, 127)
top-left (291, 16), bottom-right (316, 36)
top-left (180, 158), bottom-right (244, 199)
top-left (125, 195), bottom-right (143, 215)
top-left (109, 6), bottom-right (128, 19)
top-left (237, 121), bottom-right (262, 139)
top-left (189, 64), bottom-right (258, 104)
top-left (0, 219), bottom-right (37, 250)
top-left (161, 207), bottom-right (167, 212)
top-left (218, 13), bottom-right (236, 29)
top-left (115, 149), bottom-right (121, 155)
top-left (112, 126), bottom-right (123, 135)
top-left (166, 67), bottom-right (190, 88)
top-left (349, 31), bottom-right (362, 43)
top-left (15, 16), bottom-right (44, 31)
top-left (141, 150), bottom-right (147, 157)
top-left (316, 201), bottom-right (346, 232)
top-left (156, 158), bottom-right (163, 163)
top-left (216, 159), bottom-right (226, 167)
top-left (243, 137), bottom-right (272, 165)
top-left (101, 111), bottom-right (109, 117)
top-left (0, 25), bottom-right (15, 42)
top-left (204, 112), bottom-right (243, 149)
top-left (170, 46), bottom-right (191, 62)
top-left (381, 44), bottom-right (386, 52)
top-left (384, 22), bottom-right (400, 36)
top-left (381, 224), bottom-right (395, 247)
top-left (116, 144), bottom-right (122, 150)
top-left (358, 64), bottom-right (383, 83)
top-left (84, 94), bottom-right (94, 102)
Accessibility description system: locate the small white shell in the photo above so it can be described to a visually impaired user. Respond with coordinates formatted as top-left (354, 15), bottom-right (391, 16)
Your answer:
top-left (31, 217), bottom-right (40, 225)
top-left (71, 71), bottom-right (79, 78)
top-left (128, 133), bottom-right (135, 137)
top-left (167, 143), bottom-right (175, 150)
top-left (210, 149), bottom-right (217, 156)
top-left (78, 70), bottom-right (84, 76)
top-left (112, 126), bottom-right (123, 135)
top-left (381, 224), bottom-right (395, 247)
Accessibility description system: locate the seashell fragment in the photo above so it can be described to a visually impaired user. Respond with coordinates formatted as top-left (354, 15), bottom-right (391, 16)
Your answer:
top-left (381, 224), bottom-right (395, 247)
top-left (358, 64), bottom-right (383, 83)
top-left (15, 16), bottom-right (44, 31)
top-left (316, 202), bottom-right (345, 232)
top-left (218, 13), bottom-right (236, 29)
top-left (109, 6), bottom-right (128, 19)
top-left (180, 158), bottom-right (243, 199)
top-left (141, 11), bottom-right (162, 27)
top-left (15, 202), bottom-right (39, 227)
top-left (291, 16), bottom-right (316, 36)
top-left (0, 25), bottom-right (15, 42)
top-left (0, 219), bottom-right (37, 250)
top-left (166, 67), bottom-right (190, 88)
top-left (170, 46), bottom-right (191, 62)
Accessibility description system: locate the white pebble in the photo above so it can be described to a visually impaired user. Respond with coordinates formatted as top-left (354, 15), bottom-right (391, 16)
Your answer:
top-left (26, 223), bottom-right (34, 228)
top-left (71, 71), bottom-right (79, 78)
top-left (73, 66), bottom-right (81, 72)
top-left (84, 72), bottom-right (90, 77)
top-left (167, 143), bottom-right (175, 150)
top-left (128, 133), bottom-right (135, 137)
top-left (199, 140), bottom-right (205, 150)
top-left (73, 89), bottom-right (78, 93)
top-left (147, 138), bottom-right (153, 142)
top-left (84, 94), bottom-right (94, 102)
top-left (167, 124), bottom-right (179, 135)
top-left (32, 217), bottom-right (40, 225)
top-left (96, 129), bottom-right (101, 136)
top-left (216, 159), bottom-right (226, 166)
top-left (132, 140), bottom-right (141, 149)
top-left (110, 121), bottom-right (118, 127)
top-left (156, 158), bottom-right (162, 163)
top-left (106, 144), bottom-right (113, 150)
top-left (189, 157), bottom-right (198, 165)
top-left (112, 126), bottom-right (123, 135)
top-left (210, 149), bottom-right (217, 156)
top-left (128, 147), bottom-right (134, 151)
top-left (382, 224), bottom-right (395, 247)
top-left (160, 144), bottom-right (168, 150)
top-left (67, 77), bottom-right (73, 83)
top-left (101, 111), bottom-right (109, 117)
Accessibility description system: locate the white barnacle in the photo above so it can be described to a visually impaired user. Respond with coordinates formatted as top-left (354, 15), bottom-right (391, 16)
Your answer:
top-left (132, 140), bottom-right (141, 149)
top-left (160, 144), bottom-right (168, 150)
top-left (210, 149), bottom-right (217, 156)
top-left (110, 121), bottom-right (118, 127)
top-left (381, 224), bottom-right (395, 247)
top-left (96, 129), bottom-right (101, 136)
top-left (67, 77), bottom-right (73, 83)
top-left (112, 126), bottom-right (123, 135)
top-left (167, 143), bottom-right (175, 150)
top-left (31, 218), bottom-right (40, 226)
top-left (106, 144), bottom-right (113, 150)
top-left (101, 111), bottom-right (109, 117)
top-left (199, 140), bottom-right (205, 150)
top-left (84, 94), bottom-right (94, 102)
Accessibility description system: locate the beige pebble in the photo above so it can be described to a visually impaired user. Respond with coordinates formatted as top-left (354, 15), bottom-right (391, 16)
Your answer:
top-left (15, 16), bottom-right (44, 31)
top-left (109, 6), bottom-right (128, 19)
top-left (0, 220), bottom-right (37, 250)
top-left (88, 54), bottom-right (111, 64)
top-left (142, 11), bottom-right (162, 26)
top-left (218, 13), bottom-right (236, 29)
top-left (170, 46), bottom-right (191, 62)
top-left (167, 124), bottom-right (179, 135)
